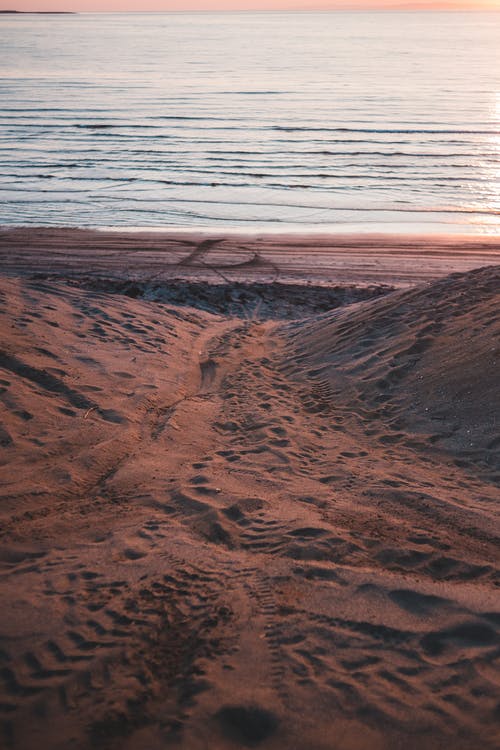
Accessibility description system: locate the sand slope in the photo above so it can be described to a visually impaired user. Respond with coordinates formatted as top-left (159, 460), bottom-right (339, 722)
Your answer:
top-left (1, 268), bottom-right (499, 750)
top-left (280, 265), bottom-right (500, 476)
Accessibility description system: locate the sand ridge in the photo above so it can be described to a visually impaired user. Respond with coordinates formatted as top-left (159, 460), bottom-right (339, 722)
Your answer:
top-left (0, 261), bottom-right (499, 750)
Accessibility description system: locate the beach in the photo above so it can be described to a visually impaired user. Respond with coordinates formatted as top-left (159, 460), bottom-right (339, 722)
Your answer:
top-left (1, 229), bottom-right (499, 750)
top-left (2, 227), bottom-right (500, 286)
top-left (2, 6), bottom-right (500, 748)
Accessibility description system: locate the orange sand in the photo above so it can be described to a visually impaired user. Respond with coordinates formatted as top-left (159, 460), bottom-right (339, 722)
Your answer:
top-left (0, 230), bottom-right (499, 750)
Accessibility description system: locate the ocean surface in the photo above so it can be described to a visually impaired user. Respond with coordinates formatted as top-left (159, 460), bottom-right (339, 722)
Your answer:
top-left (1, 11), bottom-right (500, 234)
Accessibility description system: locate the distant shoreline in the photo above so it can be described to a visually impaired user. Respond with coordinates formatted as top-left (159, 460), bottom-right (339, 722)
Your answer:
top-left (0, 9), bottom-right (75, 13)
top-left (1, 8), bottom-right (500, 13)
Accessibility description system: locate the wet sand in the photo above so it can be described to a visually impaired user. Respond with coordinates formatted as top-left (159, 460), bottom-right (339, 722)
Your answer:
top-left (2, 227), bottom-right (500, 286)
top-left (0, 230), bottom-right (499, 750)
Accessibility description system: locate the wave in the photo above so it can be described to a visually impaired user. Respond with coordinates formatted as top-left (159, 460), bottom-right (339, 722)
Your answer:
top-left (271, 126), bottom-right (500, 135)
top-left (3, 192), bottom-right (499, 218)
top-left (4, 123), bottom-right (500, 138)
top-left (1, 148), bottom-right (484, 162)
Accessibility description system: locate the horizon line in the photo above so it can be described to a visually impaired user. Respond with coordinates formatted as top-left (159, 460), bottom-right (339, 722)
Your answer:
top-left (3, 7), bottom-right (500, 12)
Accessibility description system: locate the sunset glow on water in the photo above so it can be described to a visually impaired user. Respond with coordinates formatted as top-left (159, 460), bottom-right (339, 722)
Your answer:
top-left (1, 11), bottom-right (500, 232)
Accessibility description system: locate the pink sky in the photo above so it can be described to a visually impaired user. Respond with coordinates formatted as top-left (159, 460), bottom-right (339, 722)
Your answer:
top-left (2, 0), bottom-right (499, 11)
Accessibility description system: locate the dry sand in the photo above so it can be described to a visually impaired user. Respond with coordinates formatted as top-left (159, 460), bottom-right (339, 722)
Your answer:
top-left (0, 230), bottom-right (499, 750)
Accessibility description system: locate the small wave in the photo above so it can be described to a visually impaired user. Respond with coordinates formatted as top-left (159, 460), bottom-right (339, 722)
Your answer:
top-left (211, 90), bottom-right (288, 95)
top-left (13, 190), bottom-right (499, 218)
top-left (271, 126), bottom-right (500, 135)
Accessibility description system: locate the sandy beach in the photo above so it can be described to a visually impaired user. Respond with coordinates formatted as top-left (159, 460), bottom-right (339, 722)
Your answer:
top-left (2, 227), bottom-right (500, 286)
top-left (0, 230), bottom-right (499, 750)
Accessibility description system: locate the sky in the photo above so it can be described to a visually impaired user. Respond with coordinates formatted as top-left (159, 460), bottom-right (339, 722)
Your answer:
top-left (2, 0), bottom-right (500, 12)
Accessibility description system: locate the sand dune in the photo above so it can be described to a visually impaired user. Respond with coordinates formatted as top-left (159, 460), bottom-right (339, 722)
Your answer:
top-left (1, 261), bottom-right (499, 750)
top-left (280, 265), bottom-right (500, 477)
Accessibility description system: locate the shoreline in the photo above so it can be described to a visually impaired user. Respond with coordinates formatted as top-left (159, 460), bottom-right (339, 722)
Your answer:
top-left (2, 226), bottom-right (500, 288)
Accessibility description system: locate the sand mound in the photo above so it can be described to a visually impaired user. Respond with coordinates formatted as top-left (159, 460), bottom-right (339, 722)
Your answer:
top-left (1, 269), bottom-right (499, 750)
top-left (280, 265), bottom-right (500, 476)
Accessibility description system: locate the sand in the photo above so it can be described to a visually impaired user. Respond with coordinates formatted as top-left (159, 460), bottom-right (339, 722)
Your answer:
top-left (2, 227), bottom-right (500, 286)
top-left (0, 230), bottom-right (499, 750)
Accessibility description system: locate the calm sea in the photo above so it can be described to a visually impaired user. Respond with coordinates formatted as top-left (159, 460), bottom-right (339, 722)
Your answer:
top-left (1, 11), bottom-right (500, 234)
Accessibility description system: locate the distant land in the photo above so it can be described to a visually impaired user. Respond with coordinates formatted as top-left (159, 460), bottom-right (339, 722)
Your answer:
top-left (0, 9), bottom-right (75, 12)
top-left (1, 6), bottom-right (498, 11)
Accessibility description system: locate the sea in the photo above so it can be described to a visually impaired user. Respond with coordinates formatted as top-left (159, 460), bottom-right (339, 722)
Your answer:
top-left (1, 11), bottom-right (500, 234)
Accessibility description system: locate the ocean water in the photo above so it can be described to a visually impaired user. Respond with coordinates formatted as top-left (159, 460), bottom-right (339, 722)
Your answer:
top-left (1, 11), bottom-right (500, 234)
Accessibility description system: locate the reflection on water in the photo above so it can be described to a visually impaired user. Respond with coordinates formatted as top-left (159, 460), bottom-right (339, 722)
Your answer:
top-left (1, 11), bottom-right (500, 233)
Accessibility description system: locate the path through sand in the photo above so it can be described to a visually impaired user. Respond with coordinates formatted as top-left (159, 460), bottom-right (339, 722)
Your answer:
top-left (1, 265), bottom-right (499, 750)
